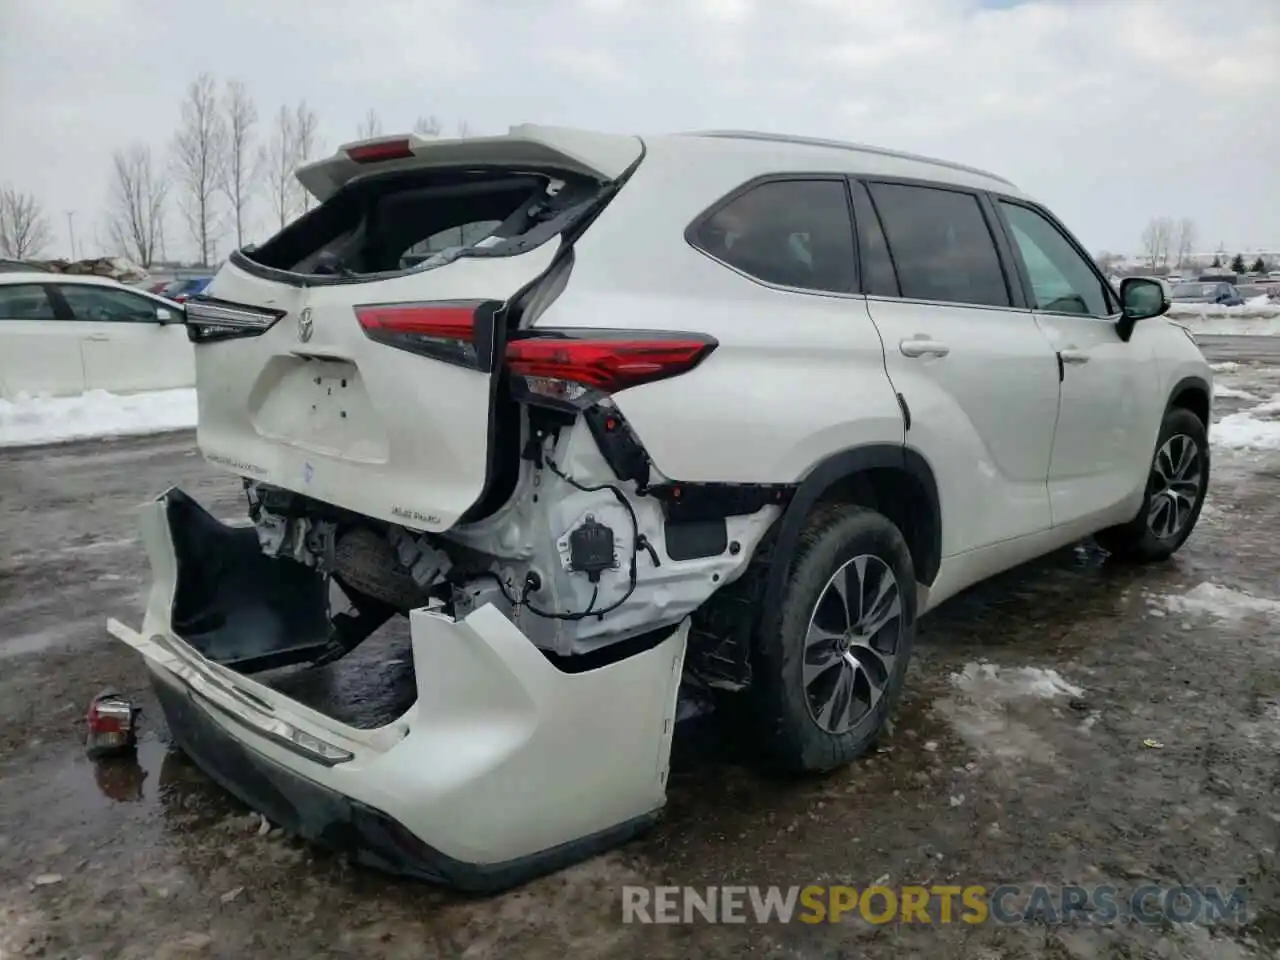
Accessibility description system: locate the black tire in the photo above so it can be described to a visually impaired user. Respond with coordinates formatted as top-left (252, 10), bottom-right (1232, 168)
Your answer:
top-left (1095, 406), bottom-right (1209, 563)
top-left (754, 504), bottom-right (917, 774)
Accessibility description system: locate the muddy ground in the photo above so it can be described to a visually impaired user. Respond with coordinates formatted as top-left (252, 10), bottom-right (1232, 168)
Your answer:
top-left (1, 354), bottom-right (1278, 959)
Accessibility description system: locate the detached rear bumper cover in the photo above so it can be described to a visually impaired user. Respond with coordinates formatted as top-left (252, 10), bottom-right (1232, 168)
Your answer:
top-left (108, 490), bottom-right (686, 893)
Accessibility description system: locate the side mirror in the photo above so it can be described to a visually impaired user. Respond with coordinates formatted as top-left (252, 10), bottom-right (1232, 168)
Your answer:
top-left (1120, 277), bottom-right (1168, 321)
top-left (155, 307), bottom-right (173, 323)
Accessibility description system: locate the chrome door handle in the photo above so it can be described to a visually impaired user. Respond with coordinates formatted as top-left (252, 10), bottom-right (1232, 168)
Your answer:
top-left (899, 337), bottom-right (950, 358)
top-left (85, 334), bottom-right (110, 342)
top-left (1059, 348), bottom-right (1090, 364)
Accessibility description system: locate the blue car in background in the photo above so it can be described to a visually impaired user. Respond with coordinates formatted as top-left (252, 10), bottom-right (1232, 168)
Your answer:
top-left (158, 277), bottom-right (212, 304)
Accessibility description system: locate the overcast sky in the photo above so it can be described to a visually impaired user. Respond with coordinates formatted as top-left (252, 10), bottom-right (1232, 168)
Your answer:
top-left (2, 0), bottom-right (1277, 263)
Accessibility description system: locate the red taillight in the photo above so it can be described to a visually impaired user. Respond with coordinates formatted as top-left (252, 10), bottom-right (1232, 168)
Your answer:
top-left (347, 139), bottom-right (414, 164)
top-left (506, 333), bottom-right (716, 408)
top-left (355, 301), bottom-right (495, 370)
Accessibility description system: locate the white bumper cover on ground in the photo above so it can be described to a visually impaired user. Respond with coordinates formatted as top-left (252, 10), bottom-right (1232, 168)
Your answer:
top-left (108, 494), bottom-right (687, 891)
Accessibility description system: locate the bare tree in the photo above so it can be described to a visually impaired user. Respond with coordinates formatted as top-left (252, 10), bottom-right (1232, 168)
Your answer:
top-left (455, 119), bottom-right (472, 138)
top-left (1173, 218), bottom-right (1196, 269)
top-left (105, 145), bottom-right (169, 267)
top-left (172, 72), bottom-right (227, 266)
top-left (357, 108), bottom-right (383, 139)
top-left (262, 105), bottom-right (297, 232)
top-left (220, 79), bottom-right (260, 249)
top-left (1140, 217), bottom-right (1174, 271)
top-left (0, 186), bottom-right (53, 259)
top-left (1094, 250), bottom-right (1121, 274)
top-left (413, 115), bottom-right (442, 137)
top-left (293, 102), bottom-right (320, 214)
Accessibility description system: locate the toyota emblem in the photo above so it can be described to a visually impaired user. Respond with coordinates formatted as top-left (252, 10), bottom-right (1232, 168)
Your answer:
top-left (297, 307), bottom-right (314, 343)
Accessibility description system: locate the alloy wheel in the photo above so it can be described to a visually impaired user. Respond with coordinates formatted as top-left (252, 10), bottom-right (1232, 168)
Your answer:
top-left (802, 554), bottom-right (903, 735)
top-left (1146, 433), bottom-right (1203, 540)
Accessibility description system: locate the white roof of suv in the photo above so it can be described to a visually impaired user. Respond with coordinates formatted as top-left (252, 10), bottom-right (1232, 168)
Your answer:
top-left (681, 130), bottom-right (1017, 189)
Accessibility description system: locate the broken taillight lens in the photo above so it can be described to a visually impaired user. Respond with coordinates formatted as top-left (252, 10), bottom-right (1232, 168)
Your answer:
top-left (355, 300), bottom-right (500, 371)
top-left (505, 331), bottom-right (717, 410)
top-left (85, 691), bottom-right (138, 759)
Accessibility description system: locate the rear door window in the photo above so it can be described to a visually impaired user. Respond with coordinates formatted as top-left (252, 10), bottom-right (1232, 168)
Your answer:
top-left (691, 179), bottom-right (857, 294)
top-left (865, 182), bottom-right (1011, 308)
top-left (0, 284), bottom-right (57, 320)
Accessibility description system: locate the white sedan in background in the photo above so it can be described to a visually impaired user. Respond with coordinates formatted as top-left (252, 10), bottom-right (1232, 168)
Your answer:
top-left (0, 273), bottom-right (194, 399)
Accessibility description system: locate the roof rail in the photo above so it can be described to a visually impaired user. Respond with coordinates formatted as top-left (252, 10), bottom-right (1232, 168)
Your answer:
top-left (681, 130), bottom-right (1016, 187)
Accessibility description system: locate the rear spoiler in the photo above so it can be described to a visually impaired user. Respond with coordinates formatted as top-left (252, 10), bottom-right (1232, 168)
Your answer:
top-left (295, 124), bottom-right (645, 203)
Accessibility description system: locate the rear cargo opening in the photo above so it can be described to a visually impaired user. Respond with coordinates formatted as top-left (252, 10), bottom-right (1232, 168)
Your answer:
top-left (236, 166), bottom-right (603, 282)
top-left (165, 490), bottom-right (418, 729)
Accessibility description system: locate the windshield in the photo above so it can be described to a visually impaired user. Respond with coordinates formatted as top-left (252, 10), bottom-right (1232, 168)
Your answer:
top-left (1171, 283), bottom-right (1215, 297)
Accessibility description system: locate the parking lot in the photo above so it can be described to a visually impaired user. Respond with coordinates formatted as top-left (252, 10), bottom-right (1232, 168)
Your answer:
top-left (1, 348), bottom-right (1278, 959)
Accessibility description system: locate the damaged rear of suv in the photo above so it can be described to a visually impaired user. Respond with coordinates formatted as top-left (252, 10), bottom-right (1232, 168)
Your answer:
top-left (113, 123), bottom-right (1205, 892)
top-left (108, 124), bottom-right (786, 891)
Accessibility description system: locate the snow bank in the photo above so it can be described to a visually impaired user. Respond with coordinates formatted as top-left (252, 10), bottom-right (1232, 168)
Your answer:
top-left (1213, 392), bottom-right (1280, 451)
top-left (0, 389), bottom-right (197, 447)
top-left (1213, 384), bottom-right (1261, 401)
top-left (1168, 297), bottom-right (1280, 336)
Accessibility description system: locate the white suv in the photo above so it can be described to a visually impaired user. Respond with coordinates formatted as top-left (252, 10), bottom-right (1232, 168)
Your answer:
top-left (110, 125), bottom-right (1212, 892)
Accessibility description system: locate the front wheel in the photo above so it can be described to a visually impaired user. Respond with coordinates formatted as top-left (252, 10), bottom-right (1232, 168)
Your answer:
top-left (754, 505), bottom-right (917, 774)
top-left (1095, 406), bottom-right (1209, 562)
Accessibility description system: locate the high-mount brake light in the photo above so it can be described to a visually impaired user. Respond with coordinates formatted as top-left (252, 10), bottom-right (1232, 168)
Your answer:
top-left (505, 332), bottom-right (717, 410)
top-left (347, 139), bottom-right (415, 164)
top-left (183, 298), bottom-right (286, 344)
top-left (355, 301), bottom-right (498, 370)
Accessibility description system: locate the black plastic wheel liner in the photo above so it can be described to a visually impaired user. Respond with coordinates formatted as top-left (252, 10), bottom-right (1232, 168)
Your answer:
top-left (164, 489), bottom-right (331, 673)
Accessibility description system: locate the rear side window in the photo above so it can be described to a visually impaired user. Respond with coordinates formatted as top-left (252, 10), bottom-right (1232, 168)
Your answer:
top-left (0, 284), bottom-right (56, 320)
top-left (692, 179), bottom-right (857, 294)
top-left (867, 183), bottom-right (1010, 307)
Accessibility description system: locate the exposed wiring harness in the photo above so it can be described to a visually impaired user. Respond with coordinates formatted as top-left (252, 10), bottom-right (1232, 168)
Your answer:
top-left (474, 455), bottom-right (649, 621)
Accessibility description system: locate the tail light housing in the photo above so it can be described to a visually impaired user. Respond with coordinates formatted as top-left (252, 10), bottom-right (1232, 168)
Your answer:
top-left (85, 690), bottom-right (138, 759)
top-left (347, 139), bottom-right (415, 164)
top-left (355, 300), bottom-right (500, 371)
top-left (184, 297), bottom-right (286, 344)
top-left (505, 330), bottom-right (717, 411)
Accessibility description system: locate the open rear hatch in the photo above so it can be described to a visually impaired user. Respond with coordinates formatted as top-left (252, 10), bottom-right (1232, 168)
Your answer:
top-left (187, 125), bottom-right (643, 532)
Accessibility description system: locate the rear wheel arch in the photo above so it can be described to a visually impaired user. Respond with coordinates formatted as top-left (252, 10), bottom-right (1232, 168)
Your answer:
top-left (761, 445), bottom-right (942, 627)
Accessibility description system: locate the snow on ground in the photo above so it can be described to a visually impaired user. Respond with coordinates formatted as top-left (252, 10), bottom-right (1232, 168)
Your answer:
top-left (933, 662), bottom-right (1085, 764)
top-left (1211, 391), bottom-right (1280, 452)
top-left (1210, 361), bottom-right (1240, 373)
top-left (1147, 582), bottom-right (1280, 622)
top-left (950, 661), bottom-right (1084, 700)
top-left (1213, 383), bottom-right (1261, 400)
top-left (0, 389), bottom-right (196, 448)
top-left (1168, 298), bottom-right (1280, 336)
